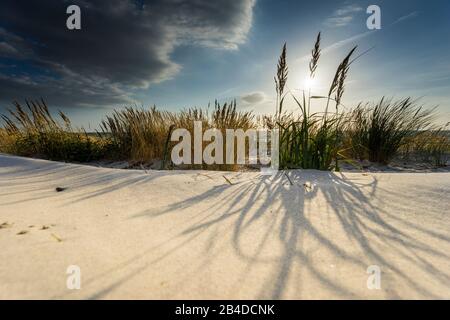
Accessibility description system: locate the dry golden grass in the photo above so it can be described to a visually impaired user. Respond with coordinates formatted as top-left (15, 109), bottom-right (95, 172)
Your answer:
top-left (99, 100), bottom-right (256, 170)
top-left (400, 126), bottom-right (450, 166)
top-left (1, 100), bottom-right (105, 162)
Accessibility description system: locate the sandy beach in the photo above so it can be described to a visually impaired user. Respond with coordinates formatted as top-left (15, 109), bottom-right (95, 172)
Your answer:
top-left (0, 154), bottom-right (449, 299)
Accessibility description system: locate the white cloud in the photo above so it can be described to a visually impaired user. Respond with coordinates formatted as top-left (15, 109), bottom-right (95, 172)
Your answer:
top-left (297, 30), bottom-right (375, 63)
top-left (392, 11), bottom-right (419, 25)
top-left (300, 8), bottom-right (420, 63)
top-left (335, 4), bottom-right (363, 16)
top-left (324, 3), bottom-right (363, 27)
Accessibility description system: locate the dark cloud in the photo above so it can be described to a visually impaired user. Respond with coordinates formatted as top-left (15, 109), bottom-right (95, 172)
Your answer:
top-left (241, 91), bottom-right (266, 104)
top-left (0, 0), bottom-right (255, 108)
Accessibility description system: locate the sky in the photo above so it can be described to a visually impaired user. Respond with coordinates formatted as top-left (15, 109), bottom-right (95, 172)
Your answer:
top-left (0, 0), bottom-right (449, 128)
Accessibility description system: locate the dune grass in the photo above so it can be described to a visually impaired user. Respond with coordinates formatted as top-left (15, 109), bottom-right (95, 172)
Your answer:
top-left (275, 33), bottom-right (357, 170)
top-left (1, 100), bottom-right (105, 162)
top-left (0, 98), bottom-right (446, 170)
top-left (99, 106), bottom-right (175, 163)
top-left (346, 98), bottom-right (437, 164)
top-left (98, 100), bottom-right (255, 170)
top-left (399, 125), bottom-right (450, 166)
top-left (0, 32), bottom-right (448, 170)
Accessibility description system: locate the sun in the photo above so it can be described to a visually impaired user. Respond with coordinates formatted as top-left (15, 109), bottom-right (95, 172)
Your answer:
top-left (303, 77), bottom-right (317, 89)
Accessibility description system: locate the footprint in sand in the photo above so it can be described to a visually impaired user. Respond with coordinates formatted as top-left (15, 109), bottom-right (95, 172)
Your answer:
top-left (0, 222), bottom-right (13, 229)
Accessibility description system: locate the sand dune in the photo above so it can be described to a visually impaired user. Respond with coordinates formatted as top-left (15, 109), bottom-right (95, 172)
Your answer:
top-left (0, 154), bottom-right (449, 299)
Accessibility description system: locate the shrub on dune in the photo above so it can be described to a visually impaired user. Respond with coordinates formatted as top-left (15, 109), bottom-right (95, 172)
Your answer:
top-left (1, 100), bottom-right (105, 162)
top-left (346, 98), bottom-right (436, 164)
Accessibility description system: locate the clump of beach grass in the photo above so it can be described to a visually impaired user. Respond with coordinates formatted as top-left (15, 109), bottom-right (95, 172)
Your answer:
top-left (346, 97), bottom-right (437, 164)
top-left (99, 100), bottom-right (255, 170)
top-left (400, 124), bottom-right (450, 166)
top-left (1, 100), bottom-right (105, 162)
top-left (100, 106), bottom-right (175, 163)
top-left (275, 33), bottom-right (357, 170)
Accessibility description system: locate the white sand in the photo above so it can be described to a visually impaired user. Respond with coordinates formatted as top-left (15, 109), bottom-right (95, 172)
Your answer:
top-left (0, 154), bottom-right (449, 299)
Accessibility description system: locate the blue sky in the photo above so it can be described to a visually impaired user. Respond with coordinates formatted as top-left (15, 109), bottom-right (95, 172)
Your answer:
top-left (1, 0), bottom-right (449, 128)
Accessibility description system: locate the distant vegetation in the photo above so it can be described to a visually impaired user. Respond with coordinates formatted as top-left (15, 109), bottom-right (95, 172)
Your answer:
top-left (0, 33), bottom-right (448, 170)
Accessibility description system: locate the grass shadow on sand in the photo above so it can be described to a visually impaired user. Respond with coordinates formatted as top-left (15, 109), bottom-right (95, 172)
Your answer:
top-left (75, 171), bottom-right (450, 299)
top-left (2, 155), bottom-right (449, 299)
